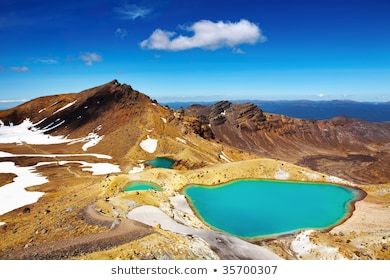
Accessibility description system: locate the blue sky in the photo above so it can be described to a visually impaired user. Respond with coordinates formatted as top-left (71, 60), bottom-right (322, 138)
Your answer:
top-left (0, 0), bottom-right (389, 102)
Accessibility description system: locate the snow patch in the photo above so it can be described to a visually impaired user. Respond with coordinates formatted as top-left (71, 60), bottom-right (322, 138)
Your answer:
top-left (0, 119), bottom-right (71, 145)
top-left (161, 117), bottom-right (167, 124)
top-left (127, 205), bottom-right (281, 260)
top-left (169, 195), bottom-right (194, 216)
top-left (275, 169), bottom-right (290, 180)
top-left (37, 161), bottom-right (121, 175)
top-left (219, 151), bottom-right (231, 163)
top-left (0, 151), bottom-right (111, 159)
top-left (176, 137), bottom-right (187, 144)
top-left (0, 157), bottom-right (121, 222)
top-left (291, 230), bottom-right (345, 260)
top-left (0, 162), bottom-right (47, 216)
top-left (129, 163), bottom-right (145, 174)
top-left (0, 118), bottom-right (107, 152)
top-left (290, 230), bottom-right (317, 256)
top-left (53, 100), bottom-right (77, 114)
top-left (81, 132), bottom-right (104, 151)
top-left (139, 136), bottom-right (158, 153)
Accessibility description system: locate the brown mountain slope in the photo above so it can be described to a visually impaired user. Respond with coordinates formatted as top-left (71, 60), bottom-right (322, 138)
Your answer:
top-left (185, 101), bottom-right (390, 184)
top-left (1, 81), bottom-right (389, 183)
top-left (0, 81), bottom-right (247, 169)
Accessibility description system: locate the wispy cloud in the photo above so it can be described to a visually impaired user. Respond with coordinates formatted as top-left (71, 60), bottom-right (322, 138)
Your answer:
top-left (115, 28), bottom-right (128, 39)
top-left (232, 47), bottom-right (245, 55)
top-left (114, 3), bottom-right (151, 20)
top-left (10, 66), bottom-right (29, 73)
top-left (140, 19), bottom-right (266, 51)
top-left (79, 52), bottom-right (102, 66)
top-left (35, 58), bottom-right (58, 64)
top-left (0, 99), bottom-right (27, 103)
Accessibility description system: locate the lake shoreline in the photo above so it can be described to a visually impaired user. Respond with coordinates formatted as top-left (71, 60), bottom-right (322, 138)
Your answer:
top-left (182, 179), bottom-right (367, 241)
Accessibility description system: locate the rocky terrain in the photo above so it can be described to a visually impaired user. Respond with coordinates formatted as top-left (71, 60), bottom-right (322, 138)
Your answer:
top-left (0, 80), bottom-right (389, 260)
top-left (185, 101), bottom-right (390, 184)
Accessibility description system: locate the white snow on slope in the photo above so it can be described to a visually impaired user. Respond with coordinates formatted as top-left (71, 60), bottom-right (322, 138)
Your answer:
top-left (129, 163), bottom-right (145, 174)
top-left (0, 118), bottom-right (104, 151)
top-left (0, 158), bottom-right (121, 223)
top-left (81, 132), bottom-right (104, 151)
top-left (127, 205), bottom-right (281, 260)
top-left (53, 100), bottom-right (77, 114)
top-left (291, 230), bottom-right (345, 260)
top-left (0, 119), bottom-right (70, 145)
top-left (161, 117), bottom-right (167, 124)
top-left (219, 151), bottom-right (231, 163)
top-left (0, 151), bottom-right (111, 159)
top-left (176, 137), bottom-right (187, 144)
top-left (139, 136), bottom-right (158, 153)
top-left (0, 162), bottom-right (46, 216)
top-left (36, 161), bottom-right (121, 175)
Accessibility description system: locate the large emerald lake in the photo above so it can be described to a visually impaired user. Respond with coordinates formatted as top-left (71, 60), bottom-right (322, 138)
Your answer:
top-left (184, 179), bottom-right (360, 238)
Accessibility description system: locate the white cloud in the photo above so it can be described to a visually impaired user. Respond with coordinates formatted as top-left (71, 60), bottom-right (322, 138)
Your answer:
top-left (114, 4), bottom-right (151, 20)
top-left (140, 19), bottom-right (266, 51)
top-left (10, 66), bottom-right (29, 72)
top-left (0, 99), bottom-right (27, 103)
top-left (115, 28), bottom-right (128, 39)
top-left (36, 58), bottom-right (58, 64)
top-left (80, 52), bottom-right (102, 66)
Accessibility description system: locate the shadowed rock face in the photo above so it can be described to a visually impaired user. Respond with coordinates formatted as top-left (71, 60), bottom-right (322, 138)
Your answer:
top-left (188, 101), bottom-right (267, 130)
top-left (186, 101), bottom-right (390, 184)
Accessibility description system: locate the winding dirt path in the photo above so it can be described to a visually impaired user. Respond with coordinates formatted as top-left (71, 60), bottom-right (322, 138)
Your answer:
top-left (1, 205), bottom-right (153, 259)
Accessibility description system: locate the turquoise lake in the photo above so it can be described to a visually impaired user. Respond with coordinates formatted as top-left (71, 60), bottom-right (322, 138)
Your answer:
top-left (146, 157), bottom-right (175, 169)
top-left (184, 179), bottom-right (359, 238)
top-left (124, 182), bottom-right (161, 192)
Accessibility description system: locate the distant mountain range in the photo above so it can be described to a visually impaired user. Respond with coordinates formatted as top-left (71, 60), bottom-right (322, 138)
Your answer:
top-left (0, 102), bottom-right (26, 110)
top-left (2, 99), bottom-right (389, 122)
top-left (163, 100), bottom-right (390, 122)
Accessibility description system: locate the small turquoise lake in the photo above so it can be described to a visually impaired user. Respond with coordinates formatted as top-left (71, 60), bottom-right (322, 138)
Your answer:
top-left (184, 179), bottom-right (361, 238)
top-left (124, 182), bottom-right (161, 192)
top-left (146, 157), bottom-right (175, 169)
